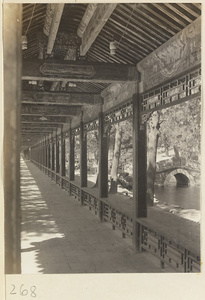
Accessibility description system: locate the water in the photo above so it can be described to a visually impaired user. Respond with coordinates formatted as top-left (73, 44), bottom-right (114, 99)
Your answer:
top-left (154, 185), bottom-right (200, 210)
top-left (88, 173), bottom-right (201, 211)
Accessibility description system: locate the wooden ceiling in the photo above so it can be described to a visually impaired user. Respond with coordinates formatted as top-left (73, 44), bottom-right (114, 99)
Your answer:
top-left (21, 3), bottom-right (201, 148)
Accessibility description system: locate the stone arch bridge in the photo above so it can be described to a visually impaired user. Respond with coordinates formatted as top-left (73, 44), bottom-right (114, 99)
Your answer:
top-left (155, 162), bottom-right (200, 187)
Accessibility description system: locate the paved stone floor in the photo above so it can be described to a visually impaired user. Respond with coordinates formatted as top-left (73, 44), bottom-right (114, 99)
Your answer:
top-left (20, 158), bottom-right (174, 274)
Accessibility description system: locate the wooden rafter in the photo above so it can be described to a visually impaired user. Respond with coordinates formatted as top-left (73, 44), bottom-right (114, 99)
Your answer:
top-left (46, 4), bottom-right (65, 55)
top-left (77, 3), bottom-right (98, 38)
top-left (80, 3), bottom-right (117, 56)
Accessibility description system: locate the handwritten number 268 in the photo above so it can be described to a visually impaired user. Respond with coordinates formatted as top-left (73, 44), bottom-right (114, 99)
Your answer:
top-left (10, 284), bottom-right (36, 297)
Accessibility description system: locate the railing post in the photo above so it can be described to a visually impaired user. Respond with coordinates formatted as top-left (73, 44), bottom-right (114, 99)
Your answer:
top-left (133, 93), bottom-right (147, 251)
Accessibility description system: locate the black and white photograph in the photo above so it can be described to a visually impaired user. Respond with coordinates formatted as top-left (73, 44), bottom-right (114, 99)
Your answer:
top-left (1, 0), bottom-right (204, 298)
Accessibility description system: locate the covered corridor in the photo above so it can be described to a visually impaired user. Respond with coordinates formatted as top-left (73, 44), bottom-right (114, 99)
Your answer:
top-left (3, 3), bottom-right (201, 274)
top-left (21, 157), bottom-right (173, 273)
top-left (20, 157), bottom-right (200, 273)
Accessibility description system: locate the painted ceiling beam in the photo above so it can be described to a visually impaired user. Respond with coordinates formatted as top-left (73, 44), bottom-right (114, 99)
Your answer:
top-left (21, 115), bottom-right (69, 124)
top-left (21, 128), bottom-right (59, 133)
top-left (46, 4), bottom-right (65, 55)
top-left (80, 3), bottom-right (117, 56)
top-left (22, 91), bottom-right (103, 105)
top-left (22, 59), bottom-right (138, 83)
top-left (22, 104), bottom-right (82, 116)
top-left (21, 130), bottom-right (54, 134)
top-left (21, 123), bottom-right (61, 128)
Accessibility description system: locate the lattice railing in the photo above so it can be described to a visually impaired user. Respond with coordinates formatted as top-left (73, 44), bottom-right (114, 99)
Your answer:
top-left (141, 67), bottom-right (201, 112)
top-left (82, 191), bottom-right (98, 215)
top-left (140, 225), bottom-right (200, 273)
top-left (84, 119), bottom-right (99, 132)
top-left (56, 174), bottom-right (61, 185)
top-left (104, 100), bottom-right (133, 124)
top-left (62, 178), bottom-right (70, 192)
top-left (30, 158), bottom-right (200, 273)
top-left (72, 127), bottom-right (80, 136)
top-left (103, 203), bottom-right (133, 238)
top-left (70, 183), bottom-right (80, 201)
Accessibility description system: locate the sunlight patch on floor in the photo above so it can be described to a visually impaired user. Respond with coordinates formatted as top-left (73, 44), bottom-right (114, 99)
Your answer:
top-left (20, 158), bottom-right (64, 273)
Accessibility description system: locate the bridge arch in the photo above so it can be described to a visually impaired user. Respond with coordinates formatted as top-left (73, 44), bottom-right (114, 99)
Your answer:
top-left (164, 168), bottom-right (195, 186)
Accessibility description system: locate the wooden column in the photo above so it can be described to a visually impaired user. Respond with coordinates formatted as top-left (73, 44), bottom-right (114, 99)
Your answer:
top-left (41, 141), bottom-right (43, 166)
top-left (30, 147), bottom-right (33, 161)
top-left (98, 111), bottom-right (108, 221)
top-left (43, 139), bottom-right (46, 171)
top-left (45, 139), bottom-right (48, 167)
top-left (80, 121), bottom-right (87, 205)
top-left (41, 141), bottom-right (44, 166)
top-left (56, 133), bottom-right (59, 173)
top-left (132, 93), bottom-right (147, 251)
top-left (69, 128), bottom-right (75, 181)
top-left (48, 142), bottom-right (51, 168)
top-left (38, 145), bottom-right (40, 163)
top-left (51, 139), bottom-right (55, 171)
top-left (40, 141), bottom-right (42, 165)
top-left (80, 121), bottom-right (87, 188)
top-left (60, 130), bottom-right (65, 188)
top-left (3, 4), bottom-right (22, 273)
top-left (44, 139), bottom-right (46, 167)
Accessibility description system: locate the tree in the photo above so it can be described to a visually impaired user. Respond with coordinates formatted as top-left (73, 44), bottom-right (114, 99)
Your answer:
top-left (159, 98), bottom-right (201, 164)
top-left (87, 130), bottom-right (99, 187)
top-left (147, 111), bottom-right (160, 206)
top-left (109, 123), bottom-right (122, 193)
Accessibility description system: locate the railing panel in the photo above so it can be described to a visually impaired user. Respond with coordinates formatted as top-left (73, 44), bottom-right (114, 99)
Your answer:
top-left (56, 174), bottom-right (60, 185)
top-left (70, 183), bottom-right (80, 201)
top-left (140, 224), bottom-right (200, 273)
top-left (103, 203), bottom-right (133, 238)
top-left (62, 178), bottom-right (70, 192)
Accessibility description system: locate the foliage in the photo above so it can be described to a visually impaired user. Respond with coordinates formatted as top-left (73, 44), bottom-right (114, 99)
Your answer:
top-left (74, 135), bottom-right (80, 171)
top-left (158, 98), bottom-right (201, 163)
top-left (108, 118), bottom-right (133, 175)
top-left (87, 130), bottom-right (99, 173)
top-left (65, 137), bottom-right (70, 176)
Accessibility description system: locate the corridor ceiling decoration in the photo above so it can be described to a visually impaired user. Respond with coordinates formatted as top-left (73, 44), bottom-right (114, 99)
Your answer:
top-left (21, 3), bottom-right (201, 148)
